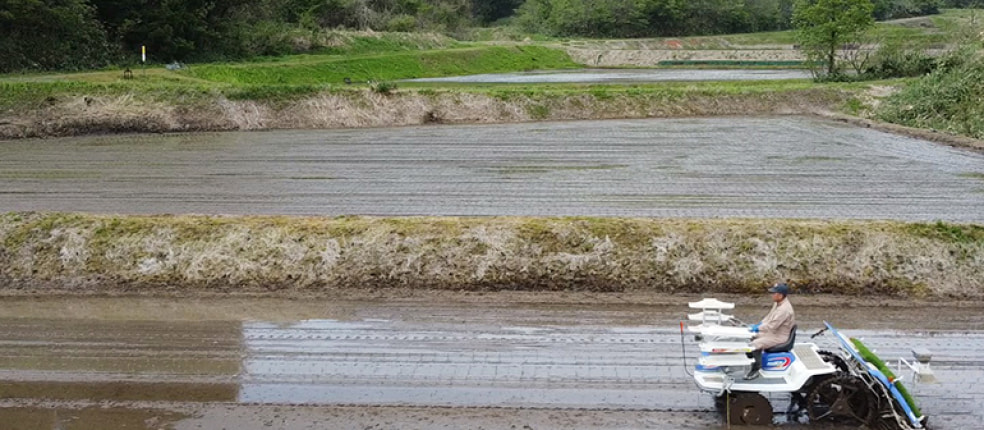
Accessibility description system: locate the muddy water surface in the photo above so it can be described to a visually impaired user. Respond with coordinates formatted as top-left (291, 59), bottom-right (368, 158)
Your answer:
top-left (403, 68), bottom-right (813, 83)
top-left (3, 117), bottom-right (983, 220)
top-left (0, 296), bottom-right (982, 429)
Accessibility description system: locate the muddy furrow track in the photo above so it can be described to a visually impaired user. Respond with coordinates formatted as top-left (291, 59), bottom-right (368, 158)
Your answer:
top-left (3, 117), bottom-right (983, 220)
top-left (1, 315), bottom-right (984, 429)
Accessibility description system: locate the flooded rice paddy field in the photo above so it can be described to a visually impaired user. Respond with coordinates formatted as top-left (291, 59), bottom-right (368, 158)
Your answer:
top-left (3, 116), bottom-right (984, 428)
top-left (402, 68), bottom-right (814, 83)
top-left (0, 296), bottom-right (982, 430)
top-left (2, 116), bottom-right (983, 221)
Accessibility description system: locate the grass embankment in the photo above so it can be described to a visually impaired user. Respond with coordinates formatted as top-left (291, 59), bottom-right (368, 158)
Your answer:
top-left (0, 75), bottom-right (858, 139)
top-left (2, 213), bottom-right (982, 297)
top-left (850, 338), bottom-right (922, 418)
top-left (0, 45), bottom-right (577, 107)
top-left (182, 45), bottom-right (578, 85)
top-left (0, 44), bottom-right (590, 137)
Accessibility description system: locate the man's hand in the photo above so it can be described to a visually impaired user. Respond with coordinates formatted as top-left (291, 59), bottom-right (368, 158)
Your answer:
top-left (749, 323), bottom-right (761, 333)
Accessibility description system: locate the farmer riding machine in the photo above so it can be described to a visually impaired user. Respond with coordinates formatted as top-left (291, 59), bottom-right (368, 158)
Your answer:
top-left (684, 298), bottom-right (932, 429)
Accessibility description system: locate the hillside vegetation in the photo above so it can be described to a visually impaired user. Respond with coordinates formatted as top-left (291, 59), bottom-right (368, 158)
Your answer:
top-left (2, 213), bottom-right (982, 297)
top-left (877, 47), bottom-right (984, 139)
top-left (1, 0), bottom-right (971, 72)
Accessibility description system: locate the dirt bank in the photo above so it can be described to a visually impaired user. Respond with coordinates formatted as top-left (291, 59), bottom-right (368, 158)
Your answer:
top-left (0, 87), bottom-right (848, 140)
top-left (819, 111), bottom-right (984, 152)
top-left (565, 48), bottom-right (809, 66)
top-left (2, 213), bottom-right (982, 298)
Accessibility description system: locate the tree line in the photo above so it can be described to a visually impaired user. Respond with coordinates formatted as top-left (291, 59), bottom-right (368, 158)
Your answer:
top-left (0, 0), bottom-right (970, 72)
top-left (517, 0), bottom-right (948, 38)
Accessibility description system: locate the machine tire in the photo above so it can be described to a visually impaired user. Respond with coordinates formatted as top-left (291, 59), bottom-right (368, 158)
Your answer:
top-left (807, 373), bottom-right (878, 426)
top-left (727, 392), bottom-right (773, 426)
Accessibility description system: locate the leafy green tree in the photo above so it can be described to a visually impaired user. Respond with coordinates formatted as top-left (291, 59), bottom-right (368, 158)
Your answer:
top-left (0, 0), bottom-right (113, 72)
top-left (643, 0), bottom-right (688, 35)
top-left (90, 0), bottom-right (243, 62)
top-left (683, 0), bottom-right (750, 35)
top-left (793, 0), bottom-right (875, 77)
top-left (515, 0), bottom-right (553, 34)
top-left (472, 0), bottom-right (522, 24)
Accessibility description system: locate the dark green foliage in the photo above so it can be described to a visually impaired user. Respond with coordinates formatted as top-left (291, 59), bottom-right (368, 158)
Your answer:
top-left (0, 0), bottom-right (114, 72)
top-left (943, 0), bottom-right (983, 6)
top-left (872, 0), bottom-right (942, 20)
top-left (863, 41), bottom-right (938, 78)
top-left (513, 0), bottom-right (945, 38)
top-left (793, 0), bottom-right (876, 77)
top-left (0, 0), bottom-right (968, 72)
top-left (472, 0), bottom-right (523, 24)
top-left (370, 80), bottom-right (397, 93)
top-left (517, 0), bottom-right (758, 38)
top-left (90, 0), bottom-right (261, 62)
top-left (0, 0), bottom-right (476, 72)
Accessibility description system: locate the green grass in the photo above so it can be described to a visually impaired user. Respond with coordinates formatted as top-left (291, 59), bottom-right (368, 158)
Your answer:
top-left (181, 46), bottom-right (579, 86)
top-left (0, 45), bottom-right (581, 108)
top-left (0, 73), bottom-right (863, 112)
top-left (876, 48), bottom-right (984, 140)
top-left (906, 221), bottom-right (984, 244)
top-left (850, 337), bottom-right (922, 418)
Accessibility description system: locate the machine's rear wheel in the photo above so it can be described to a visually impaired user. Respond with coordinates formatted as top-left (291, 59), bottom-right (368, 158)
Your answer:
top-left (727, 392), bottom-right (773, 426)
top-left (807, 374), bottom-right (877, 426)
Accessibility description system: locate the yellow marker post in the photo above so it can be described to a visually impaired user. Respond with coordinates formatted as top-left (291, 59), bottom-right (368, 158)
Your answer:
top-left (141, 46), bottom-right (146, 63)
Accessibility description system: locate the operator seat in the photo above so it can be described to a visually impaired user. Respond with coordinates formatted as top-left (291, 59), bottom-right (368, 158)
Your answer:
top-left (764, 325), bottom-right (797, 353)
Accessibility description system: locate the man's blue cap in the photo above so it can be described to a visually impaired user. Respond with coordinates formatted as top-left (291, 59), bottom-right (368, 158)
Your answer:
top-left (768, 283), bottom-right (790, 295)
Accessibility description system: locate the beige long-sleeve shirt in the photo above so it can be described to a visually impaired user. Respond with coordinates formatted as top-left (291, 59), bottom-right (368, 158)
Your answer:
top-left (751, 298), bottom-right (795, 350)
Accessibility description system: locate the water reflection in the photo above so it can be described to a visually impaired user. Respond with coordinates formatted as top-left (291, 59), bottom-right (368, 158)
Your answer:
top-left (404, 68), bottom-right (813, 83)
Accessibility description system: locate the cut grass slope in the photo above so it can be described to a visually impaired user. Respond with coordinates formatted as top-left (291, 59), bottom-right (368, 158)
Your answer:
top-left (1, 213), bottom-right (982, 297)
top-left (182, 46), bottom-right (579, 85)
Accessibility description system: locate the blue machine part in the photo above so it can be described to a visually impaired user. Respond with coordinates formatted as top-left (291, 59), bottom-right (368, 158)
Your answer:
top-left (823, 321), bottom-right (923, 429)
top-left (762, 352), bottom-right (795, 371)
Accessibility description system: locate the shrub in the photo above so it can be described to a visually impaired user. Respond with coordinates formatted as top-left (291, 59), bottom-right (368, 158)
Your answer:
top-left (876, 47), bottom-right (984, 138)
top-left (370, 80), bottom-right (397, 94)
top-left (386, 15), bottom-right (419, 32)
top-left (864, 41), bottom-right (937, 78)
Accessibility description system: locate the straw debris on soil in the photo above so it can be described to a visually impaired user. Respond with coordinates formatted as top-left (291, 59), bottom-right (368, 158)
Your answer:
top-left (1, 213), bottom-right (981, 298)
top-left (0, 87), bottom-right (850, 139)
